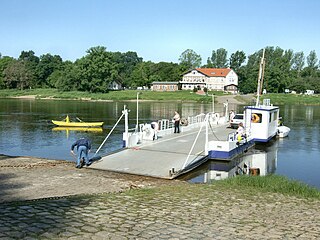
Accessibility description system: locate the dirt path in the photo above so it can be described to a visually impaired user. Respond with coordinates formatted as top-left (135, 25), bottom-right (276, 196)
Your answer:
top-left (0, 155), bottom-right (183, 203)
top-left (215, 94), bottom-right (255, 104)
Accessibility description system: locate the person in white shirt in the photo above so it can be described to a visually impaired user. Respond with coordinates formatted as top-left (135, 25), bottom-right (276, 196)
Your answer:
top-left (236, 122), bottom-right (245, 142)
top-left (173, 111), bottom-right (180, 133)
top-left (229, 110), bottom-right (235, 128)
top-left (151, 121), bottom-right (159, 140)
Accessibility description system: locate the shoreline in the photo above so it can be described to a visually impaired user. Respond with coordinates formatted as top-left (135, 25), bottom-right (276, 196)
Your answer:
top-left (0, 154), bottom-right (183, 203)
top-left (7, 94), bottom-right (248, 104)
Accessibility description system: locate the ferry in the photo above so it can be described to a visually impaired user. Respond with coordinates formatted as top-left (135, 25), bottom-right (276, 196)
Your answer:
top-left (207, 49), bottom-right (289, 160)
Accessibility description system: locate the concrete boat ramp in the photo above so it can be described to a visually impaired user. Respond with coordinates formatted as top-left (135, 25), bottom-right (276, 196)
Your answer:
top-left (90, 122), bottom-right (235, 179)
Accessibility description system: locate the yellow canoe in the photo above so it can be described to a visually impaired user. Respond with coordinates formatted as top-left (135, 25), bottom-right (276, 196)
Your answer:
top-left (52, 127), bottom-right (103, 132)
top-left (52, 115), bottom-right (104, 127)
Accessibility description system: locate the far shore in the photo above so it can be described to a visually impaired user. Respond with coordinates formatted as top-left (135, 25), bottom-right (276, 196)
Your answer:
top-left (2, 89), bottom-right (319, 105)
top-left (7, 93), bottom-right (248, 104)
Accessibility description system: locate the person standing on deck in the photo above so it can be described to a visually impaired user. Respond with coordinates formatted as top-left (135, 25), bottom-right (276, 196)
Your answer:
top-left (151, 121), bottom-right (159, 140)
top-left (230, 110), bottom-right (235, 121)
top-left (229, 110), bottom-right (235, 128)
top-left (236, 122), bottom-right (245, 142)
top-left (173, 111), bottom-right (180, 133)
top-left (71, 137), bottom-right (92, 168)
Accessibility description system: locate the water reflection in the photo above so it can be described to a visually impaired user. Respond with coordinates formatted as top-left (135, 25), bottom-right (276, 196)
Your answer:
top-left (180, 140), bottom-right (278, 183)
top-left (52, 127), bottom-right (103, 139)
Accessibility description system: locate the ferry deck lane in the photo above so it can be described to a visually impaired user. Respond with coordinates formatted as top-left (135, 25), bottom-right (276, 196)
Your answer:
top-left (90, 123), bottom-right (235, 179)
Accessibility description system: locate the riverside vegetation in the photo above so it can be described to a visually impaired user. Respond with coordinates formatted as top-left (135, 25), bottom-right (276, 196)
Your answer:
top-left (1, 88), bottom-right (320, 105)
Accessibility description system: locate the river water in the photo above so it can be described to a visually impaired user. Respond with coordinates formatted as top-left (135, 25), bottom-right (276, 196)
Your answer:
top-left (0, 98), bottom-right (319, 189)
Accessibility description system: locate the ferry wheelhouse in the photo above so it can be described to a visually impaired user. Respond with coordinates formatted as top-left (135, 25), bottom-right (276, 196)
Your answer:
top-left (244, 99), bottom-right (279, 143)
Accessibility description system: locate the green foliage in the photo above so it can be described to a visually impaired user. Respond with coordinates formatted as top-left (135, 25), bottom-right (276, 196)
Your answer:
top-left (229, 50), bottom-right (246, 72)
top-left (261, 93), bottom-right (320, 105)
top-left (3, 60), bottom-right (34, 90)
top-left (1, 45), bottom-right (320, 94)
top-left (0, 89), bottom-right (215, 102)
top-left (178, 49), bottom-right (202, 71)
top-left (214, 175), bottom-right (320, 199)
top-left (36, 53), bottom-right (63, 87)
top-left (0, 56), bottom-right (15, 89)
top-left (207, 48), bottom-right (228, 68)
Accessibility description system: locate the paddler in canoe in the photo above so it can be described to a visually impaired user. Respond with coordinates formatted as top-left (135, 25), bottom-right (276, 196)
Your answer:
top-left (52, 115), bottom-right (104, 127)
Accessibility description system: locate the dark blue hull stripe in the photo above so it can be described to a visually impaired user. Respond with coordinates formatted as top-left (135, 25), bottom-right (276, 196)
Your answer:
top-left (208, 139), bottom-right (255, 160)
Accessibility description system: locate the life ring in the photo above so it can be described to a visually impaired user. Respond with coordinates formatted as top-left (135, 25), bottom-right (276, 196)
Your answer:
top-left (252, 113), bottom-right (260, 123)
top-left (180, 118), bottom-right (188, 126)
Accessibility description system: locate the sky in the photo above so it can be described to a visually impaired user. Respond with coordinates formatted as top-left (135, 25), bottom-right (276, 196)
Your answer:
top-left (1, 0), bottom-right (320, 64)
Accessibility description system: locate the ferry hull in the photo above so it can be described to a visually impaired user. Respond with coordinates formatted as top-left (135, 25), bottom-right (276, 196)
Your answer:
top-left (208, 138), bottom-right (255, 160)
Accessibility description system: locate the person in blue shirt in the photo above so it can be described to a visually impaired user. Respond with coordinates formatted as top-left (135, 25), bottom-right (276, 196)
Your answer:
top-left (71, 137), bottom-right (92, 168)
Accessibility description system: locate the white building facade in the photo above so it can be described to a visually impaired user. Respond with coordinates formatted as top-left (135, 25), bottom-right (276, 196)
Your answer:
top-left (180, 68), bottom-right (238, 93)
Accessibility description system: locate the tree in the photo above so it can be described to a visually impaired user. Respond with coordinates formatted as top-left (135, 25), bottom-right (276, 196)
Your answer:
top-left (178, 49), bottom-right (202, 71)
top-left (36, 54), bottom-right (63, 87)
top-left (18, 50), bottom-right (39, 88)
top-left (130, 61), bottom-right (154, 88)
top-left (206, 51), bottom-right (215, 68)
top-left (306, 50), bottom-right (318, 69)
top-left (229, 51), bottom-right (246, 72)
top-left (291, 51), bottom-right (305, 77)
top-left (112, 51), bottom-right (143, 88)
top-left (240, 51), bottom-right (261, 94)
top-left (3, 60), bottom-right (34, 90)
top-left (264, 46), bottom-right (289, 93)
top-left (52, 62), bottom-right (81, 91)
top-left (75, 46), bottom-right (118, 92)
top-left (302, 50), bottom-right (318, 77)
top-left (207, 48), bottom-right (228, 68)
top-left (150, 62), bottom-right (181, 82)
top-left (0, 56), bottom-right (15, 89)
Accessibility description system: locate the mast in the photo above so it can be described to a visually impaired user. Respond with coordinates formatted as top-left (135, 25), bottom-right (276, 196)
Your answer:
top-left (256, 49), bottom-right (265, 107)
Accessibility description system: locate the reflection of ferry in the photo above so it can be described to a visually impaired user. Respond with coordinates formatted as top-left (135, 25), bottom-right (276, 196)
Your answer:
top-left (182, 141), bottom-right (278, 183)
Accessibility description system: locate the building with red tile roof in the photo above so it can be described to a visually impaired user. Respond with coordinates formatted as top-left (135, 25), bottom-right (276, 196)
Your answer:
top-left (180, 68), bottom-right (238, 93)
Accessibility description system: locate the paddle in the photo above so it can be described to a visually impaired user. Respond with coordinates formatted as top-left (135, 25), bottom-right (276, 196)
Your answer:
top-left (76, 117), bottom-right (83, 122)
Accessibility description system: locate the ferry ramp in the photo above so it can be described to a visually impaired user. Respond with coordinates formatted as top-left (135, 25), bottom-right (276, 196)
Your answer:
top-left (90, 123), bottom-right (234, 179)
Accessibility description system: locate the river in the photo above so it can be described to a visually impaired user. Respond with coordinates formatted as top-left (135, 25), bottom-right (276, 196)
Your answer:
top-left (0, 98), bottom-right (319, 189)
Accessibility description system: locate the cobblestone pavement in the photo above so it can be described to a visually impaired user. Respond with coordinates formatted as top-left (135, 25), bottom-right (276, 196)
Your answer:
top-left (0, 185), bottom-right (319, 240)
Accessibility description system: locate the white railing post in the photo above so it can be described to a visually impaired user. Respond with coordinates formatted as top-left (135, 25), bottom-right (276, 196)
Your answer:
top-left (124, 105), bottom-right (129, 147)
top-left (205, 114), bottom-right (209, 155)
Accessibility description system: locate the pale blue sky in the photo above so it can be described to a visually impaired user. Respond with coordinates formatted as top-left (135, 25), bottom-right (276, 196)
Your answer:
top-left (1, 0), bottom-right (319, 64)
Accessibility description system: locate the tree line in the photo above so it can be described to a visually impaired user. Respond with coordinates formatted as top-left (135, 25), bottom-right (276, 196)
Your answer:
top-left (0, 46), bottom-right (319, 94)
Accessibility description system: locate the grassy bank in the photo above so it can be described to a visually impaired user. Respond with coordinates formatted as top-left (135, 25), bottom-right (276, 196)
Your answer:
top-left (123, 175), bottom-right (320, 201)
top-left (0, 89), bottom-right (224, 103)
top-left (214, 175), bottom-right (320, 199)
top-left (262, 93), bottom-right (320, 105)
top-left (1, 89), bottom-right (320, 105)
